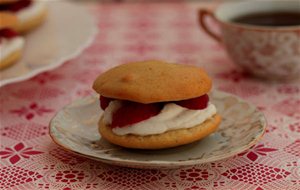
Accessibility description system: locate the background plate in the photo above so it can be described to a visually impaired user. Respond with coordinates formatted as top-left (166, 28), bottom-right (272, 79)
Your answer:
top-left (0, 1), bottom-right (97, 87)
top-left (49, 91), bottom-right (267, 169)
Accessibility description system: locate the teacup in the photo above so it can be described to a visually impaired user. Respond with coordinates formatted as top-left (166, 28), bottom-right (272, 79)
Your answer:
top-left (199, 0), bottom-right (300, 80)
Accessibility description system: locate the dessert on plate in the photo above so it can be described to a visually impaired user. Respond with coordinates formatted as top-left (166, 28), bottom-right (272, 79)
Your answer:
top-left (0, 12), bottom-right (24, 69)
top-left (0, 0), bottom-right (47, 33)
top-left (93, 60), bottom-right (221, 149)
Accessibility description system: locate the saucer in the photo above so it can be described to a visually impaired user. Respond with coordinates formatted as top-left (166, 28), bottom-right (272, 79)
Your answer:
top-left (49, 90), bottom-right (267, 169)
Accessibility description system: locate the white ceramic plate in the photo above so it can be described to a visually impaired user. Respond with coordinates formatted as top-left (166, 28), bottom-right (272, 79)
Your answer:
top-left (49, 91), bottom-right (267, 169)
top-left (0, 1), bottom-right (97, 87)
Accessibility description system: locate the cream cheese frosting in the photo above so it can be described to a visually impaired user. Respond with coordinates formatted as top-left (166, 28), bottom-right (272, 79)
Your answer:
top-left (103, 100), bottom-right (217, 136)
top-left (0, 37), bottom-right (24, 62)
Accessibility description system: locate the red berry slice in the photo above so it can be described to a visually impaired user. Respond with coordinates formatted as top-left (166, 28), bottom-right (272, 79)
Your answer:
top-left (0, 28), bottom-right (18, 39)
top-left (175, 94), bottom-right (209, 110)
top-left (111, 101), bottom-right (163, 128)
top-left (0, 0), bottom-right (31, 12)
top-left (99, 95), bottom-right (113, 110)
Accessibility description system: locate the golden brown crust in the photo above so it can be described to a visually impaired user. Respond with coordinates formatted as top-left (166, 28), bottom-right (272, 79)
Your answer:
top-left (0, 12), bottom-right (18, 30)
top-left (98, 114), bottom-right (221, 149)
top-left (16, 7), bottom-right (47, 33)
top-left (0, 0), bottom-right (18, 4)
top-left (0, 49), bottom-right (22, 70)
top-left (93, 60), bottom-right (212, 103)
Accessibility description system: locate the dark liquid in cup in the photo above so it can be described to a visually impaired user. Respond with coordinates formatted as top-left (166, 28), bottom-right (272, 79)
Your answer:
top-left (232, 12), bottom-right (300, 26)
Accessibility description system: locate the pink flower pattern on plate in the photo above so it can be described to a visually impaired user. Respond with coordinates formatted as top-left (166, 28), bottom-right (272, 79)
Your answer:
top-left (0, 143), bottom-right (43, 164)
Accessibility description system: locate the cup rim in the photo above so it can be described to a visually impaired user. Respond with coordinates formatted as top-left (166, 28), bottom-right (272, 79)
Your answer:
top-left (214, 0), bottom-right (300, 32)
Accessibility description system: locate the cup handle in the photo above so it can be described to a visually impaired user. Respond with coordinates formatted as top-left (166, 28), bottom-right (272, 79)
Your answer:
top-left (198, 9), bottom-right (222, 43)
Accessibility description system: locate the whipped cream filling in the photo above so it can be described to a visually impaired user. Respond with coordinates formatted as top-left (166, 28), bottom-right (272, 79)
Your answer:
top-left (103, 100), bottom-right (217, 136)
top-left (17, 1), bottom-right (46, 23)
top-left (0, 37), bottom-right (25, 61)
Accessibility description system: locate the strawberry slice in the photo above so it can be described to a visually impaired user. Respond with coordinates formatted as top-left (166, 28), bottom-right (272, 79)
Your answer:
top-left (0, 28), bottom-right (18, 39)
top-left (175, 94), bottom-right (209, 110)
top-left (99, 95), bottom-right (113, 110)
top-left (0, 0), bottom-right (31, 12)
top-left (111, 101), bottom-right (163, 128)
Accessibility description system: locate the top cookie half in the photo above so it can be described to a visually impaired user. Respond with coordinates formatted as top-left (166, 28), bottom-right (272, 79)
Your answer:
top-left (93, 60), bottom-right (212, 103)
top-left (0, 12), bottom-right (18, 29)
top-left (0, 0), bottom-right (18, 4)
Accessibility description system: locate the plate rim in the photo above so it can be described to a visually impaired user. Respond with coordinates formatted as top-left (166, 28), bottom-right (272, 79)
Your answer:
top-left (49, 90), bottom-right (267, 168)
top-left (0, 1), bottom-right (98, 87)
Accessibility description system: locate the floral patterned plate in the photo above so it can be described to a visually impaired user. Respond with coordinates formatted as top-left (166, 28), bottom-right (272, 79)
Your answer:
top-left (49, 90), bottom-right (267, 169)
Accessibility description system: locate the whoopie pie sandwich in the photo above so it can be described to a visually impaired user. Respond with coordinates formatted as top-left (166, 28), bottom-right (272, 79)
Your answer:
top-left (0, 0), bottom-right (47, 33)
top-left (93, 60), bottom-right (221, 149)
top-left (0, 12), bottom-right (24, 69)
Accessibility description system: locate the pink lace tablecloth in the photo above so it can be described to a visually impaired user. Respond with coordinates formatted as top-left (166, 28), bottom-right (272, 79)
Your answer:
top-left (0, 2), bottom-right (299, 190)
